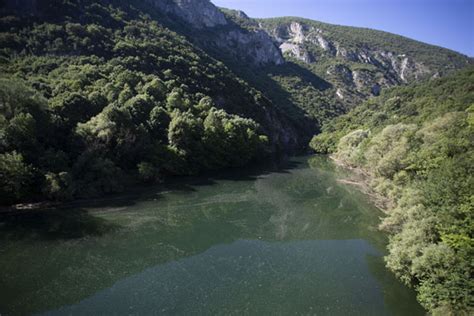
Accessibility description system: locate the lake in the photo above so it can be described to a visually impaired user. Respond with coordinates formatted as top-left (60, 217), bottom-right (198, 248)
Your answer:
top-left (0, 156), bottom-right (424, 315)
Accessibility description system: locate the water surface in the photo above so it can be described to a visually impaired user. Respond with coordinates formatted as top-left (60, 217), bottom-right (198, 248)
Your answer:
top-left (0, 156), bottom-right (424, 315)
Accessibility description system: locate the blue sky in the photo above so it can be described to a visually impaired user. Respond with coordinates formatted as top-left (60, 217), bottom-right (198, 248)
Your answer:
top-left (211, 0), bottom-right (474, 56)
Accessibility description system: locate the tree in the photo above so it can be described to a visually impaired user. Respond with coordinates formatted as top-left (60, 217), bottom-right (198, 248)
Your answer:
top-left (195, 96), bottom-right (214, 112)
top-left (43, 171), bottom-right (74, 201)
top-left (124, 94), bottom-right (153, 125)
top-left (4, 112), bottom-right (39, 159)
top-left (166, 89), bottom-right (186, 111)
top-left (0, 151), bottom-right (33, 203)
top-left (334, 129), bottom-right (368, 165)
top-left (72, 152), bottom-right (123, 198)
top-left (168, 112), bottom-right (204, 157)
top-left (143, 78), bottom-right (167, 101)
top-left (137, 162), bottom-right (161, 183)
top-left (148, 105), bottom-right (170, 142)
top-left (50, 92), bottom-right (99, 126)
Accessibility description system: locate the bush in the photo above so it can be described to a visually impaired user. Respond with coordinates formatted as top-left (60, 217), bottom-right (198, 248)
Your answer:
top-left (137, 162), bottom-right (161, 183)
top-left (334, 129), bottom-right (368, 165)
top-left (43, 171), bottom-right (74, 200)
top-left (0, 151), bottom-right (33, 203)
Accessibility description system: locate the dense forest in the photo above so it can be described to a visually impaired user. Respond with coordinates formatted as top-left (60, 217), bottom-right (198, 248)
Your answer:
top-left (0, 0), bottom-right (304, 204)
top-left (311, 68), bottom-right (474, 314)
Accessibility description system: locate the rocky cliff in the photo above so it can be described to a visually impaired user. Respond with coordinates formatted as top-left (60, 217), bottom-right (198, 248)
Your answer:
top-left (149, 2), bottom-right (471, 130)
top-left (258, 18), bottom-right (471, 98)
top-left (149, 0), bottom-right (284, 66)
top-left (263, 20), bottom-right (431, 91)
top-left (144, 0), bottom-right (307, 147)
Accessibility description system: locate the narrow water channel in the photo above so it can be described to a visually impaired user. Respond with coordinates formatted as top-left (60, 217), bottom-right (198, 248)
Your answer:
top-left (0, 156), bottom-right (424, 315)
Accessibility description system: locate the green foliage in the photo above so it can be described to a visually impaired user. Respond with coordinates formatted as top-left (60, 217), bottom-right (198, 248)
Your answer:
top-left (317, 68), bottom-right (474, 313)
top-left (202, 108), bottom-right (269, 168)
top-left (168, 111), bottom-right (204, 158)
top-left (0, 0), bottom-right (281, 204)
top-left (43, 171), bottom-right (74, 201)
top-left (0, 151), bottom-right (33, 202)
top-left (364, 123), bottom-right (416, 178)
top-left (137, 162), bottom-right (160, 183)
top-left (244, 17), bottom-right (472, 131)
top-left (333, 129), bottom-right (368, 165)
top-left (311, 68), bottom-right (474, 154)
top-left (166, 90), bottom-right (186, 111)
top-left (71, 152), bottom-right (124, 198)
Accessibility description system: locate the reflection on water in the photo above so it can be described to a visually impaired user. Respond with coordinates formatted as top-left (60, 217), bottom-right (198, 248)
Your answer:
top-left (0, 156), bottom-right (424, 315)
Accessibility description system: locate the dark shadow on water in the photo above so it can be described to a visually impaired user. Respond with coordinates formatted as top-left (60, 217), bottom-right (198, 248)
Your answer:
top-left (0, 156), bottom-right (303, 241)
top-left (0, 208), bottom-right (119, 241)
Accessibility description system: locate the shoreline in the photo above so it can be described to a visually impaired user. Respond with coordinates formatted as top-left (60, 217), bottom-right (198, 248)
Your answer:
top-left (0, 201), bottom-right (61, 215)
top-left (0, 154), bottom-right (305, 215)
top-left (330, 155), bottom-right (392, 213)
top-left (1, 154), bottom-right (393, 216)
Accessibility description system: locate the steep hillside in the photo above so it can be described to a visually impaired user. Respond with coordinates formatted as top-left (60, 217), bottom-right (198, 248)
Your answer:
top-left (0, 0), bottom-right (305, 204)
top-left (219, 11), bottom-right (472, 125)
top-left (310, 68), bottom-right (474, 314)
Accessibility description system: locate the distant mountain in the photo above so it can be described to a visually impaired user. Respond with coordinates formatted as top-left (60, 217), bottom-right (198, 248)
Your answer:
top-left (218, 10), bottom-right (472, 125)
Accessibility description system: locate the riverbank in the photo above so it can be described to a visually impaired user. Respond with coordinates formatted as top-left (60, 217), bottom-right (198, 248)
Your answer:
top-left (1, 154), bottom-right (392, 216)
top-left (330, 155), bottom-right (393, 213)
top-left (0, 154), bottom-right (298, 215)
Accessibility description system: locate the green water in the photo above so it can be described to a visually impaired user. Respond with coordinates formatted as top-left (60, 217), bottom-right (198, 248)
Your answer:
top-left (0, 156), bottom-right (424, 315)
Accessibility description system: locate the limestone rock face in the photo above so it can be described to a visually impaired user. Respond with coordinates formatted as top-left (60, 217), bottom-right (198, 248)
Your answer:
top-left (150, 0), bottom-right (284, 66)
top-left (280, 42), bottom-right (313, 63)
top-left (315, 34), bottom-right (333, 52)
top-left (260, 20), bottom-right (433, 84)
top-left (288, 21), bottom-right (306, 44)
top-left (254, 18), bottom-right (450, 105)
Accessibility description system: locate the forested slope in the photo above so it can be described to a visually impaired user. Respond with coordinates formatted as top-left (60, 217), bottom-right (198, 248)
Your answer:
top-left (311, 68), bottom-right (474, 314)
top-left (0, 0), bottom-right (304, 204)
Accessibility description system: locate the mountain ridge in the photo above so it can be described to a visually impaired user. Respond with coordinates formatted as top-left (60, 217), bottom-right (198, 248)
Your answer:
top-left (182, 2), bottom-right (472, 126)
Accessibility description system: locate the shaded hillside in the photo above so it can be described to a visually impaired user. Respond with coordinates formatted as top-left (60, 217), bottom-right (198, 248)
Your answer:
top-left (0, 0), bottom-right (305, 204)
